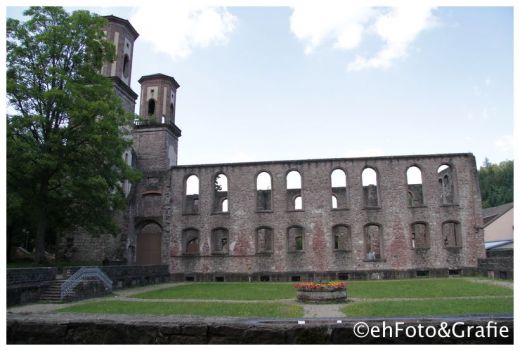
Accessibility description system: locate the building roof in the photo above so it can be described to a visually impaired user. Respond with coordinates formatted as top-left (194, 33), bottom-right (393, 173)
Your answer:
top-left (138, 74), bottom-right (180, 89)
top-left (103, 15), bottom-right (139, 39)
top-left (482, 202), bottom-right (514, 227)
top-left (485, 240), bottom-right (513, 250)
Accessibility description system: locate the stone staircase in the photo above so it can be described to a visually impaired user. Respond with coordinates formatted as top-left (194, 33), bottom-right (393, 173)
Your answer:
top-left (39, 280), bottom-right (66, 303)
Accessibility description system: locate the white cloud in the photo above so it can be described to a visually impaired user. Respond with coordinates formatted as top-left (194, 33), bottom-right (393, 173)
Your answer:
top-left (130, 5), bottom-right (236, 60)
top-left (494, 135), bottom-right (514, 152)
top-left (290, 4), bottom-right (437, 71)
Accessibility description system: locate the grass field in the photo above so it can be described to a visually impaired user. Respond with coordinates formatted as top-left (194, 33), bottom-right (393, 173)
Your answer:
top-left (342, 297), bottom-right (513, 317)
top-left (56, 278), bottom-right (513, 318)
top-left (346, 278), bottom-right (512, 298)
top-left (131, 282), bottom-right (295, 300)
top-left (58, 300), bottom-right (303, 318)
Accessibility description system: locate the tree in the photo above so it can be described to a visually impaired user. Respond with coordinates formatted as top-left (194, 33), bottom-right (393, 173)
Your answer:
top-left (7, 7), bottom-right (140, 263)
top-left (479, 159), bottom-right (514, 208)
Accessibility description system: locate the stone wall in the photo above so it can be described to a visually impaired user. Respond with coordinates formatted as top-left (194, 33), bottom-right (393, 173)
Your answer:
top-left (7, 314), bottom-right (513, 344)
top-left (7, 268), bottom-right (57, 306)
top-left (161, 153), bottom-right (484, 279)
top-left (478, 249), bottom-right (513, 280)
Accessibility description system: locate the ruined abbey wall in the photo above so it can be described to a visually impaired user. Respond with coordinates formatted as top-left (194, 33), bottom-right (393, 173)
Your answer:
top-left (162, 153), bottom-right (485, 281)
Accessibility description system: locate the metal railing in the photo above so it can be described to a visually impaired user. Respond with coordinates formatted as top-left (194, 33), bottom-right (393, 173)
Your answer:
top-left (60, 267), bottom-right (113, 300)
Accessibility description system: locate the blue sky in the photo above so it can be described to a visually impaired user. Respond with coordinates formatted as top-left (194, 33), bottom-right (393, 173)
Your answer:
top-left (6, 5), bottom-right (514, 168)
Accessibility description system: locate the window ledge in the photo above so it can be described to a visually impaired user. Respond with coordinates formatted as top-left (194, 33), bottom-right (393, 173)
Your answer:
top-left (211, 212), bottom-right (230, 216)
top-left (363, 206), bottom-right (382, 210)
top-left (286, 209), bottom-right (305, 213)
top-left (256, 210), bottom-right (274, 214)
top-left (363, 259), bottom-right (386, 262)
top-left (331, 208), bottom-right (350, 211)
top-left (211, 252), bottom-right (229, 256)
top-left (408, 205), bottom-right (428, 209)
top-left (288, 250), bottom-right (305, 254)
top-left (182, 212), bottom-right (200, 216)
top-left (256, 252), bottom-right (273, 256)
top-left (440, 204), bottom-right (459, 208)
top-left (182, 253), bottom-right (200, 257)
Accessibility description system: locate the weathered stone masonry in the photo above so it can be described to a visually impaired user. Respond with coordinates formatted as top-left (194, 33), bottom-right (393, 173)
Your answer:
top-left (163, 154), bottom-right (485, 281)
top-left (63, 15), bottom-right (486, 281)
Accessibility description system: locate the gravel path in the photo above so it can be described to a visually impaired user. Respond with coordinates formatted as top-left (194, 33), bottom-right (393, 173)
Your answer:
top-left (303, 303), bottom-right (346, 318)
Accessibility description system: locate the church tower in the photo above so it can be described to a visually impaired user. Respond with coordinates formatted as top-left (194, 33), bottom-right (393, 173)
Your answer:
top-left (101, 15), bottom-right (139, 114)
top-left (133, 74), bottom-right (182, 171)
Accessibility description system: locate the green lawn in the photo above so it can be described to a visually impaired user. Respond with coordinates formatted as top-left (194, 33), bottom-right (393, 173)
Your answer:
top-left (131, 282), bottom-right (296, 300)
top-left (346, 278), bottom-right (512, 298)
top-left (342, 297), bottom-right (513, 317)
top-left (57, 300), bottom-right (303, 318)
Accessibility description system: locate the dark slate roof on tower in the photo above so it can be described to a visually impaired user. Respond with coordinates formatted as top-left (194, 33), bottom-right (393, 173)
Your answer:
top-left (138, 73), bottom-right (180, 89)
top-left (103, 15), bottom-right (139, 39)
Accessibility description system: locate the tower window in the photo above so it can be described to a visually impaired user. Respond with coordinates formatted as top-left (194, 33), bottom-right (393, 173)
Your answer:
top-left (148, 99), bottom-right (156, 117)
top-left (123, 54), bottom-right (130, 78)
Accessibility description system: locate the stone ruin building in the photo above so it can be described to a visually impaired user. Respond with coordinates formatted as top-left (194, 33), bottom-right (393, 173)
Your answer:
top-left (63, 15), bottom-right (486, 281)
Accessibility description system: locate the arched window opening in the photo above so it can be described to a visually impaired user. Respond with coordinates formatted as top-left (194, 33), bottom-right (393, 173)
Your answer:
top-left (331, 169), bottom-right (348, 209)
top-left (288, 226), bottom-right (304, 252)
top-left (256, 172), bottom-right (272, 211)
top-left (182, 228), bottom-right (200, 255)
top-left (287, 170), bottom-right (302, 210)
top-left (407, 166), bottom-right (424, 206)
top-left (411, 222), bottom-right (429, 249)
top-left (184, 175), bottom-right (199, 214)
top-left (364, 224), bottom-right (383, 260)
top-left (332, 225), bottom-right (351, 251)
top-left (443, 221), bottom-right (462, 248)
top-left (213, 173), bottom-right (229, 213)
top-left (211, 228), bottom-right (229, 254)
top-left (362, 168), bottom-right (379, 207)
top-left (123, 54), bottom-right (130, 78)
top-left (294, 196), bottom-right (302, 210)
top-left (148, 99), bottom-right (156, 117)
top-left (256, 227), bottom-right (273, 253)
top-left (438, 165), bottom-right (455, 204)
top-left (221, 198), bottom-right (228, 212)
top-left (332, 195), bottom-right (338, 209)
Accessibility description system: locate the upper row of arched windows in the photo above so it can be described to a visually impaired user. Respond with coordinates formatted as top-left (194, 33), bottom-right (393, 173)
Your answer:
top-left (183, 164), bottom-right (456, 214)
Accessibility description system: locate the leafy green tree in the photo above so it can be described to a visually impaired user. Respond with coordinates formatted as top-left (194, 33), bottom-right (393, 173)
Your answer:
top-left (7, 7), bottom-right (140, 263)
top-left (479, 159), bottom-right (514, 208)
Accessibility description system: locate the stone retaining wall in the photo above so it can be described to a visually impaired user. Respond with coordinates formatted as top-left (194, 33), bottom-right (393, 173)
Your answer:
top-left (6, 314), bottom-right (513, 344)
top-left (7, 268), bottom-right (57, 306)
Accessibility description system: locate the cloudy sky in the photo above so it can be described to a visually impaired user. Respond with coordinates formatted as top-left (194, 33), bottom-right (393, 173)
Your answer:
top-left (6, 3), bottom-right (514, 168)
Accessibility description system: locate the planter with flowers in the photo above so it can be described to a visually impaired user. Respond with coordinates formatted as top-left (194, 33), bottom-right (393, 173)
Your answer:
top-left (293, 281), bottom-right (347, 303)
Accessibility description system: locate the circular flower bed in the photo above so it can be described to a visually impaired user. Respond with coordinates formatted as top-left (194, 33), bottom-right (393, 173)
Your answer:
top-left (294, 281), bottom-right (347, 303)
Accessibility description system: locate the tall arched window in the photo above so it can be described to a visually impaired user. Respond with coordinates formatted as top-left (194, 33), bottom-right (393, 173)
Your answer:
top-left (362, 167), bottom-right (379, 207)
top-left (331, 169), bottom-right (348, 209)
top-left (411, 222), bottom-right (429, 249)
top-left (182, 228), bottom-right (200, 255)
top-left (256, 172), bottom-right (272, 211)
top-left (148, 99), bottom-right (156, 116)
top-left (442, 221), bottom-right (461, 248)
top-left (213, 173), bottom-right (229, 213)
top-left (438, 165), bottom-right (456, 204)
top-left (256, 227), bottom-right (273, 253)
top-left (211, 228), bottom-right (229, 254)
top-left (332, 224), bottom-right (351, 251)
top-left (287, 170), bottom-right (302, 210)
top-left (287, 226), bottom-right (304, 252)
top-left (407, 166), bottom-right (424, 206)
top-left (123, 54), bottom-right (130, 78)
top-left (364, 224), bottom-right (383, 260)
top-left (184, 175), bottom-right (199, 214)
